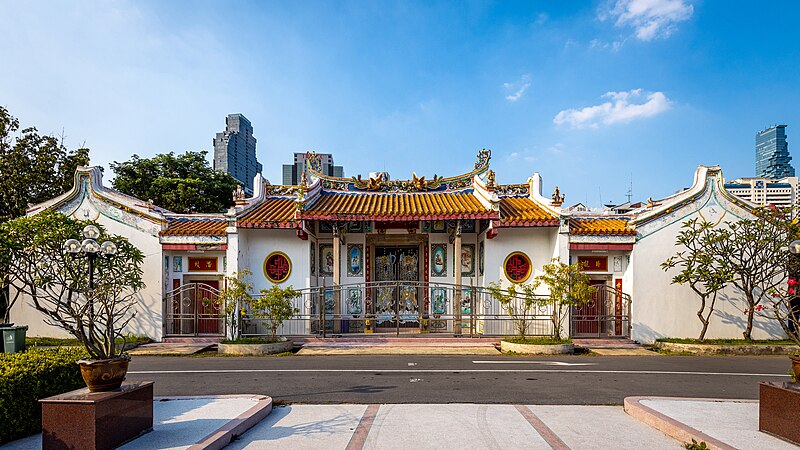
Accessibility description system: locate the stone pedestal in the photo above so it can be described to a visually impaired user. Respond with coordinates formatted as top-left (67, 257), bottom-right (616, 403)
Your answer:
top-left (759, 381), bottom-right (800, 445)
top-left (40, 381), bottom-right (154, 450)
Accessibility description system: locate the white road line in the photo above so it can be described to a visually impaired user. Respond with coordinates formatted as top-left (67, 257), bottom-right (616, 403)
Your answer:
top-left (472, 361), bottom-right (596, 366)
top-left (127, 368), bottom-right (789, 377)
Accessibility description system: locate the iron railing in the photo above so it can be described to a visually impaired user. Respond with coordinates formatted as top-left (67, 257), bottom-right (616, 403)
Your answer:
top-left (165, 280), bottom-right (632, 338)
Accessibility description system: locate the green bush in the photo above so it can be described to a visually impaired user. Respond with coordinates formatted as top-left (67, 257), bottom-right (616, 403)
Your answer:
top-left (0, 347), bottom-right (87, 443)
top-left (503, 336), bottom-right (572, 345)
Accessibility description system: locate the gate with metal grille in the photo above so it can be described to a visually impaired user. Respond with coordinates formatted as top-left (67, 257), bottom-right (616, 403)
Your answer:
top-left (165, 282), bottom-right (224, 336)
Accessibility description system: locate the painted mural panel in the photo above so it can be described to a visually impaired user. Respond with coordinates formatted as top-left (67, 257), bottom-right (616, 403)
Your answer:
top-left (310, 243), bottom-right (316, 275)
top-left (319, 244), bottom-right (334, 276)
top-left (347, 244), bottom-right (363, 277)
top-left (460, 244), bottom-right (475, 277)
top-left (431, 244), bottom-right (447, 277)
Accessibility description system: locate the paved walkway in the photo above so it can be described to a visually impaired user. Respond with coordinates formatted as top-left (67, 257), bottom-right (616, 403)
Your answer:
top-left (5, 397), bottom-right (796, 449)
top-left (128, 342), bottom-right (215, 356)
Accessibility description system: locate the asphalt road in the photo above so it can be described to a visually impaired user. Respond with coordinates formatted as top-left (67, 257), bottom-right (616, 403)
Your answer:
top-left (127, 354), bottom-right (790, 405)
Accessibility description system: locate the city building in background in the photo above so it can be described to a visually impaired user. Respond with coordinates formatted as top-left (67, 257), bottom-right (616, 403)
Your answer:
top-left (213, 114), bottom-right (262, 194)
top-left (756, 125), bottom-right (794, 178)
top-left (282, 152), bottom-right (343, 185)
top-left (724, 176), bottom-right (798, 207)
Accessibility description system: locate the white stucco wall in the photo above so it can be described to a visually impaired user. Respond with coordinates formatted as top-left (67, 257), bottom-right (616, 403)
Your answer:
top-left (631, 200), bottom-right (783, 344)
top-left (10, 197), bottom-right (165, 341)
top-left (239, 228), bottom-right (311, 292)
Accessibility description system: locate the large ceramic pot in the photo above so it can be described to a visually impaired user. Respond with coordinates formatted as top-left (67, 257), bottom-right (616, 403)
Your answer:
top-left (76, 356), bottom-right (131, 392)
top-left (790, 356), bottom-right (800, 382)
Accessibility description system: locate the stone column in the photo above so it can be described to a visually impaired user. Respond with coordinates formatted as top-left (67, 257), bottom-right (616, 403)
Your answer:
top-left (453, 220), bottom-right (462, 336)
top-left (332, 223), bottom-right (342, 333)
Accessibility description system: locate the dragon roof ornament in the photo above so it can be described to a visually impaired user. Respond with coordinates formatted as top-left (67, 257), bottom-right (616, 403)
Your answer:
top-left (304, 148), bottom-right (492, 193)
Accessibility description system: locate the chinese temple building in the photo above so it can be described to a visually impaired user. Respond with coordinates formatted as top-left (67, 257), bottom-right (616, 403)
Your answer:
top-left (12, 151), bottom-right (784, 343)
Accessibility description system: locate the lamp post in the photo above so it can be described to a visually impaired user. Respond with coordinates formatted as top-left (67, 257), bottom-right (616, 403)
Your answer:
top-left (63, 225), bottom-right (118, 291)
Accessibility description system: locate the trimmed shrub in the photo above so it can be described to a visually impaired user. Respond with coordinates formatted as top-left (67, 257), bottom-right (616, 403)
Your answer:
top-left (0, 347), bottom-right (87, 443)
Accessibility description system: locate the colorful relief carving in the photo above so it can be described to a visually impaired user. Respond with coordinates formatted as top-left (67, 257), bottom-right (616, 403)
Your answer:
top-left (347, 288), bottom-right (363, 315)
top-left (264, 252), bottom-right (292, 283)
top-left (173, 256), bottom-right (182, 273)
top-left (479, 241), bottom-right (484, 276)
top-left (431, 288), bottom-right (447, 315)
top-left (503, 252), bottom-right (531, 283)
top-left (310, 243), bottom-right (316, 275)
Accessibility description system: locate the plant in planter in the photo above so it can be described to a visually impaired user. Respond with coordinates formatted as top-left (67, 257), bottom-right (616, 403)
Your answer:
top-left (252, 284), bottom-right (300, 341)
top-left (534, 259), bottom-right (594, 340)
top-left (215, 270), bottom-right (254, 339)
top-left (487, 281), bottom-right (539, 340)
top-left (0, 211), bottom-right (144, 392)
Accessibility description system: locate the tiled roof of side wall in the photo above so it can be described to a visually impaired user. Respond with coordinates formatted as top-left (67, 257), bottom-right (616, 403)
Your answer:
top-left (161, 217), bottom-right (227, 236)
top-left (237, 198), bottom-right (298, 228)
top-left (570, 218), bottom-right (636, 236)
top-left (496, 197), bottom-right (558, 227)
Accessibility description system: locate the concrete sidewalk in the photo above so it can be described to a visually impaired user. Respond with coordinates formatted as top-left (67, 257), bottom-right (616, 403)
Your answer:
top-left (229, 399), bottom-right (795, 449)
top-left (4, 397), bottom-right (795, 449)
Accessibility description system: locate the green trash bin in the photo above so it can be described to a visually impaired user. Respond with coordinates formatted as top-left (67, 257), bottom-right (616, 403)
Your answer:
top-left (2, 325), bottom-right (28, 353)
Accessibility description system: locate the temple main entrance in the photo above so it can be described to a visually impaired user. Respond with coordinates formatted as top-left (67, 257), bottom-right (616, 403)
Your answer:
top-left (373, 246), bottom-right (421, 332)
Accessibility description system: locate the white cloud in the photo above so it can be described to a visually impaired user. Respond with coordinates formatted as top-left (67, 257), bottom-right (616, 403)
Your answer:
top-left (553, 89), bottom-right (671, 128)
top-left (504, 74), bottom-right (531, 102)
top-left (603, 0), bottom-right (694, 41)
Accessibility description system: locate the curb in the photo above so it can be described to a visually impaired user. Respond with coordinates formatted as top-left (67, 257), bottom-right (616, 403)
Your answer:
top-left (623, 396), bottom-right (752, 450)
top-left (171, 394), bottom-right (273, 450)
top-left (654, 342), bottom-right (797, 355)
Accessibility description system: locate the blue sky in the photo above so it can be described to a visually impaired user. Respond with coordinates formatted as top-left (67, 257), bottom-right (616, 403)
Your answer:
top-left (1, 0), bottom-right (799, 208)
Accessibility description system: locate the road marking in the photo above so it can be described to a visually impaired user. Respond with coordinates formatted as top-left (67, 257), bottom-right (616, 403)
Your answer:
top-left (514, 405), bottom-right (569, 450)
top-left (472, 360), bottom-right (596, 366)
top-left (128, 368), bottom-right (789, 377)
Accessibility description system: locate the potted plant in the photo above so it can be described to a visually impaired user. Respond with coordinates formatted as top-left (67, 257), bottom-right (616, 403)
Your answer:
top-left (0, 212), bottom-right (144, 391)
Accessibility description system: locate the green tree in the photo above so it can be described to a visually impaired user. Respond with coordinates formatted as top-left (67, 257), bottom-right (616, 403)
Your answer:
top-left (711, 208), bottom-right (794, 341)
top-left (215, 270), bottom-right (255, 339)
top-left (253, 285), bottom-right (300, 340)
top-left (0, 211), bottom-right (144, 359)
top-left (534, 259), bottom-right (595, 339)
top-left (0, 106), bottom-right (90, 320)
top-left (662, 219), bottom-right (733, 340)
top-left (487, 281), bottom-right (539, 340)
top-left (110, 151), bottom-right (239, 213)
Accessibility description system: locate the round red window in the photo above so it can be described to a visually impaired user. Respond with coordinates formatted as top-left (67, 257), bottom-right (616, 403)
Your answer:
top-left (264, 252), bottom-right (292, 283)
top-left (504, 251), bottom-right (532, 283)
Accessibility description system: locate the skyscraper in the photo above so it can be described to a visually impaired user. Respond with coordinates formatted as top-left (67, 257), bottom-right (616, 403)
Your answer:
top-left (213, 114), bottom-right (262, 194)
top-left (756, 125), bottom-right (794, 178)
top-left (282, 152), bottom-right (344, 185)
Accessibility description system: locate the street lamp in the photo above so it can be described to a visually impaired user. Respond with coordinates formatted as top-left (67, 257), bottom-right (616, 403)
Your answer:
top-left (63, 225), bottom-right (118, 290)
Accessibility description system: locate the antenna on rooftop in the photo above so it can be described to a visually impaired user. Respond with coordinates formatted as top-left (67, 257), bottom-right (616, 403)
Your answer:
top-left (626, 174), bottom-right (633, 203)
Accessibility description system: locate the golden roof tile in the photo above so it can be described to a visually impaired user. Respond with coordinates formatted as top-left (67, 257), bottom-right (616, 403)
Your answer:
top-left (570, 218), bottom-right (636, 236)
top-left (497, 197), bottom-right (558, 227)
top-left (161, 217), bottom-right (227, 236)
top-left (238, 198), bottom-right (298, 228)
top-left (300, 191), bottom-right (495, 221)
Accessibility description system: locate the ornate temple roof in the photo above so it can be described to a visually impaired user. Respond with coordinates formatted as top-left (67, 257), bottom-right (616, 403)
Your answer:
top-left (570, 218), bottom-right (635, 236)
top-left (237, 198), bottom-right (298, 229)
top-left (299, 191), bottom-right (495, 221)
top-left (161, 216), bottom-right (227, 236)
top-left (496, 197), bottom-right (559, 227)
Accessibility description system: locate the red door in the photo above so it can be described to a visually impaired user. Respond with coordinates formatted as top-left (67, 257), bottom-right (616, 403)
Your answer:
top-left (196, 280), bottom-right (221, 335)
top-left (574, 280), bottom-right (606, 335)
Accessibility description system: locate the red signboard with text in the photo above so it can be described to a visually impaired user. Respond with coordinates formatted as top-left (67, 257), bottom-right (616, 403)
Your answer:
top-left (187, 257), bottom-right (218, 272)
top-left (577, 256), bottom-right (608, 272)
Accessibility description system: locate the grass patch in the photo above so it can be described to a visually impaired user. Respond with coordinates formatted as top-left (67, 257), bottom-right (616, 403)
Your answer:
top-left (26, 335), bottom-right (151, 347)
top-left (656, 338), bottom-right (797, 346)
top-left (503, 337), bottom-right (572, 345)
top-left (220, 337), bottom-right (283, 345)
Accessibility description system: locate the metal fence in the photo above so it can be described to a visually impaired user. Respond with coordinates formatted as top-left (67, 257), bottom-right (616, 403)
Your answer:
top-left (165, 282), bottom-right (225, 336)
top-left (239, 281), bottom-right (558, 338)
top-left (165, 280), bottom-right (632, 338)
top-left (570, 284), bottom-right (632, 338)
